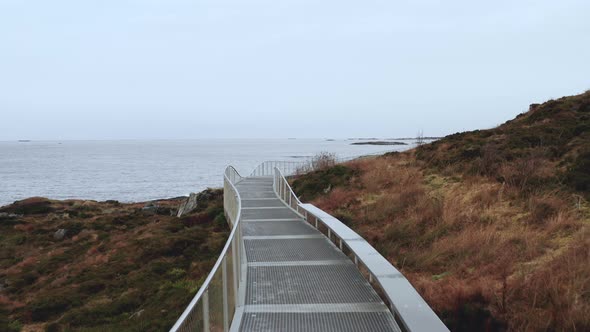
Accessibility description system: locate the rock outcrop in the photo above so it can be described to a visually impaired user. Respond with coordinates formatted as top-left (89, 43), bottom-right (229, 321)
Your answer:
top-left (53, 229), bottom-right (67, 240)
top-left (177, 193), bottom-right (198, 217)
top-left (177, 189), bottom-right (216, 217)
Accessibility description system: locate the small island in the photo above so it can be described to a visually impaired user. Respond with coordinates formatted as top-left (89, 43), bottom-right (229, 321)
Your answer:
top-left (351, 141), bottom-right (407, 146)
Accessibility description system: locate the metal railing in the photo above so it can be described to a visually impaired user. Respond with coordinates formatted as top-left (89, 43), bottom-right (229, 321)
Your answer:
top-left (250, 149), bottom-right (407, 178)
top-left (172, 158), bottom-right (447, 332)
top-left (272, 166), bottom-right (305, 216)
top-left (170, 166), bottom-right (244, 332)
top-left (272, 167), bottom-right (449, 332)
top-left (249, 160), bottom-right (308, 177)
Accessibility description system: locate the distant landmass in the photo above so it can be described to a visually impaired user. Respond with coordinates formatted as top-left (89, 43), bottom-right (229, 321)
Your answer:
top-left (351, 141), bottom-right (407, 146)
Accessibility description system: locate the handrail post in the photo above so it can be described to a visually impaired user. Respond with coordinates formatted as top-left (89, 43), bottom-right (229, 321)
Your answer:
top-left (232, 232), bottom-right (239, 307)
top-left (239, 222), bottom-right (243, 281)
top-left (222, 257), bottom-right (229, 332)
top-left (203, 289), bottom-right (210, 331)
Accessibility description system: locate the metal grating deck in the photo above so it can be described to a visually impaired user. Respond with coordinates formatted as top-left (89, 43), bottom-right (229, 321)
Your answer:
top-left (244, 238), bottom-right (346, 262)
top-left (241, 207), bottom-right (301, 220)
top-left (242, 219), bottom-right (319, 236)
top-left (242, 199), bottom-right (287, 208)
top-left (246, 265), bottom-right (381, 304)
top-left (240, 312), bottom-right (401, 332)
top-left (236, 177), bottom-right (400, 332)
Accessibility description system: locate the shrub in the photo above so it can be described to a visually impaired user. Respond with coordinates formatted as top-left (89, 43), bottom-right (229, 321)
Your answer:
top-left (79, 280), bottom-right (106, 294)
top-left (291, 165), bottom-right (356, 201)
top-left (295, 152), bottom-right (337, 174)
top-left (498, 151), bottom-right (555, 192)
top-left (565, 149), bottom-right (590, 193)
top-left (30, 296), bottom-right (71, 321)
top-left (310, 152), bottom-right (337, 170)
top-left (0, 313), bottom-right (21, 332)
top-left (1, 197), bottom-right (53, 215)
top-left (529, 196), bottom-right (562, 225)
top-left (473, 143), bottom-right (503, 176)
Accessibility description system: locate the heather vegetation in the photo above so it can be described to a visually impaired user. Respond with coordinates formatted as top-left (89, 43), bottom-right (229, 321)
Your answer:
top-left (291, 91), bottom-right (590, 331)
top-left (0, 191), bottom-right (228, 332)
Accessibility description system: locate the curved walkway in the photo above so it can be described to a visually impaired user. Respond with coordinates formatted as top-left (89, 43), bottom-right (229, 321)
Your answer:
top-left (234, 177), bottom-right (401, 332)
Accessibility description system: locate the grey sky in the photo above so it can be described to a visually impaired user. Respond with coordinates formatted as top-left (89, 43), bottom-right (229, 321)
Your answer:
top-left (1, 0), bottom-right (589, 140)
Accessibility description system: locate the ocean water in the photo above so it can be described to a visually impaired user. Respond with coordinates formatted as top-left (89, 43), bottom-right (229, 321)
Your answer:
top-left (0, 139), bottom-right (419, 206)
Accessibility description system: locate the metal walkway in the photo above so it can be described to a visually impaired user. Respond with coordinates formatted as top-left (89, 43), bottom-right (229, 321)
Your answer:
top-left (171, 162), bottom-right (449, 332)
top-left (235, 177), bottom-right (400, 332)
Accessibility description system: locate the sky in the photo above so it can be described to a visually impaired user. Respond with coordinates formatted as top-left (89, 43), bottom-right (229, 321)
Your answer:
top-left (0, 0), bottom-right (589, 140)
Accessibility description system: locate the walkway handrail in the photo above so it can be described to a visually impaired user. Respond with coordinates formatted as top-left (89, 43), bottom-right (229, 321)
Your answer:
top-left (272, 167), bottom-right (449, 332)
top-left (170, 166), bottom-right (244, 332)
top-left (250, 149), bottom-right (406, 178)
top-left (272, 165), bottom-right (304, 216)
top-left (249, 160), bottom-right (308, 177)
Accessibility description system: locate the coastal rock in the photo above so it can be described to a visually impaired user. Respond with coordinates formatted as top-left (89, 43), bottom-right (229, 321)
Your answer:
top-left (142, 203), bottom-right (159, 215)
top-left (129, 309), bottom-right (145, 319)
top-left (54, 229), bottom-right (67, 240)
top-left (0, 212), bottom-right (23, 218)
top-left (177, 193), bottom-right (199, 217)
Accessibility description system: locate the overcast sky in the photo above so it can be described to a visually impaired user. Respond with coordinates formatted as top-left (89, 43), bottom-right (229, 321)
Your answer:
top-left (0, 0), bottom-right (589, 140)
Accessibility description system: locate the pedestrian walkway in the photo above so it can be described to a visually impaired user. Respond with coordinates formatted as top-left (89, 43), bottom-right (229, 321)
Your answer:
top-left (234, 177), bottom-right (400, 332)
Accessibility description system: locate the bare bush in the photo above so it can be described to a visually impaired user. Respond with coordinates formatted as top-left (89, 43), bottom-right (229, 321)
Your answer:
top-left (498, 150), bottom-right (552, 191)
top-left (311, 152), bottom-right (337, 170)
top-left (295, 152), bottom-right (337, 174)
top-left (474, 143), bottom-right (502, 176)
top-left (416, 130), bottom-right (425, 146)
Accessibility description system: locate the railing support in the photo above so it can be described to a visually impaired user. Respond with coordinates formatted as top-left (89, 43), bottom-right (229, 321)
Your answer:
top-left (203, 290), bottom-right (210, 331)
top-left (222, 257), bottom-right (229, 332)
top-left (271, 165), bottom-right (449, 332)
top-left (232, 234), bottom-right (239, 308)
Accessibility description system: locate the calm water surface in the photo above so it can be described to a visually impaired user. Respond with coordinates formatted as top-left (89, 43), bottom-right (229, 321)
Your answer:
top-left (0, 139), bottom-right (418, 206)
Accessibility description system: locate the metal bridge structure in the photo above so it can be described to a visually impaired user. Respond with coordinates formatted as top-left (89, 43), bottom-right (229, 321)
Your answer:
top-left (171, 161), bottom-right (449, 332)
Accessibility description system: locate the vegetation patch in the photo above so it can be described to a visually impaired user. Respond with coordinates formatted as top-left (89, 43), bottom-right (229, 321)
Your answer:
top-left (293, 91), bottom-right (590, 331)
top-left (0, 190), bottom-right (227, 331)
top-left (291, 165), bottom-right (358, 201)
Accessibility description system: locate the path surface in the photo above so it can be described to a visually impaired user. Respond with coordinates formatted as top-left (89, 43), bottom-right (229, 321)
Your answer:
top-left (235, 177), bottom-right (401, 332)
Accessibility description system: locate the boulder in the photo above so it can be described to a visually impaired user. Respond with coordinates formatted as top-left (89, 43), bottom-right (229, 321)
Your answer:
top-left (54, 229), bottom-right (67, 240)
top-left (142, 203), bottom-right (159, 215)
top-left (0, 212), bottom-right (22, 218)
top-left (177, 193), bottom-right (199, 217)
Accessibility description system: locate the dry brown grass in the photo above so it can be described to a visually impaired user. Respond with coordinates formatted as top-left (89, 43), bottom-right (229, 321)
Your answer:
top-left (304, 152), bottom-right (589, 331)
top-left (507, 229), bottom-right (590, 331)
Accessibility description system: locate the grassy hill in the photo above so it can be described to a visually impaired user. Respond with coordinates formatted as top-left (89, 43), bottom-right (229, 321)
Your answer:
top-left (291, 91), bottom-right (590, 331)
top-left (0, 191), bottom-right (228, 332)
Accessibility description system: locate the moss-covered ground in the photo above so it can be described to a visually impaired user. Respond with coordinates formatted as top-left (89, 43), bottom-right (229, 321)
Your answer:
top-left (0, 190), bottom-right (228, 332)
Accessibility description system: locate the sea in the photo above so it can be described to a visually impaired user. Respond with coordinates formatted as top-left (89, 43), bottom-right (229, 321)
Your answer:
top-left (0, 139), bottom-right (420, 207)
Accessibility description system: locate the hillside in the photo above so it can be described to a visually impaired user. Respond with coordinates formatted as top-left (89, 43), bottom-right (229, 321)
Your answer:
top-left (0, 191), bottom-right (228, 332)
top-left (417, 91), bottom-right (590, 196)
top-left (291, 91), bottom-right (590, 331)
